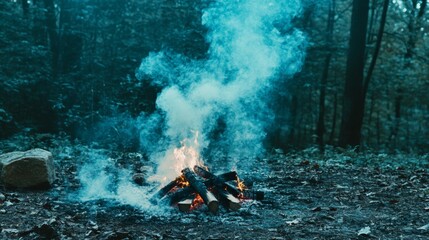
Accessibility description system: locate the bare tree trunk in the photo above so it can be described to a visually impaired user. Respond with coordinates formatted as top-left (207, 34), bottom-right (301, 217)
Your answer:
top-left (390, 0), bottom-right (426, 147)
top-left (339, 0), bottom-right (369, 148)
top-left (366, 0), bottom-right (377, 44)
top-left (376, 109), bottom-right (381, 150)
top-left (328, 93), bottom-right (338, 145)
top-left (363, 0), bottom-right (389, 101)
top-left (43, 0), bottom-right (59, 79)
top-left (404, 0), bottom-right (426, 61)
top-left (316, 55), bottom-right (330, 151)
top-left (288, 95), bottom-right (298, 145)
top-left (366, 94), bottom-right (376, 146)
top-left (316, 0), bottom-right (335, 152)
top-left (389, 88), bottom-right (403, 148)
top-left (21, 0), bottom-right (29, 17)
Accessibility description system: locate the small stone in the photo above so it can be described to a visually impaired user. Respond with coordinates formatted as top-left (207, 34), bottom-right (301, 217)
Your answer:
top-left (132, 173), bottom-right (146, 186)
top-left (33, 223), bottom-right (58, 239)
top-left (0, 193), bottom-right (5, 202)
top-left (0, 149), bottom-right (55, 188)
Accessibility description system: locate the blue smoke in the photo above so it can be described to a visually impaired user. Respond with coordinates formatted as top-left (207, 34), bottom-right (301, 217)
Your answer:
top-left (138, 0), bottom-right (306, 177)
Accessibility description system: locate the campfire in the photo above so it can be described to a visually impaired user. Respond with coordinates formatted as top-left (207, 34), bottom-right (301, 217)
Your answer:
top-left (150, 165), bottom-right (264, 213)
top-left (148, 132), bottom-right (263, 213)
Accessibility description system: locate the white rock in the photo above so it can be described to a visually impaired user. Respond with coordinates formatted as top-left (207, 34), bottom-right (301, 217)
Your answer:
top-left (0, 148), bottom-right (55, 188)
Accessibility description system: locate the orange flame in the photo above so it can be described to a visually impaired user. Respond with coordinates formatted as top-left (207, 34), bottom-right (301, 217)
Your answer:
top-left (236, 176), bottom-right (247, 192)
top-left (172, 131), bottom-right (203, 174)
top-left (176, 175), bottom-right (190, 188)
top-left (190, 194), bottom-right (204, 210)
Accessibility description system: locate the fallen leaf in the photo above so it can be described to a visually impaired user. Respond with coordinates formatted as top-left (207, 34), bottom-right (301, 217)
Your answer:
top-left (335, 184), bottom-right (348, 189)
top-left (418, 224), bottom-right (429, 230)
top-left (286, 218), bottom-right (301, 226)
top-left (311, 206), bottom-right (322, 212)
top-left (1, 229), bottom-right (20, 234)
top-left (358, 226), bottom-right (371, 236)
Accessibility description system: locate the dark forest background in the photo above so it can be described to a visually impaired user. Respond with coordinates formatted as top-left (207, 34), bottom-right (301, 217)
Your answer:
top-left (0, 0), bottom-right (428, 153)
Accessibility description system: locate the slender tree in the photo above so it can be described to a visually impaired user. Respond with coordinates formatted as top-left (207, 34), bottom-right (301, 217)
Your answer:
top-left (364, 0), bottom-right (389, 100)
top-left (390, 0), bottom-right (427, 145)
top-left (43, 0), bottom-right (60, 79)
top-left (316, 0), bottom-right (335, 152)
top-left (339, 0), bottom-right (369, 148)
top-left (21, 0), bottom-right (29, 17)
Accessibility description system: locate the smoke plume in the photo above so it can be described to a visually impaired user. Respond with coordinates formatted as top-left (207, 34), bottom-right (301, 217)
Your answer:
top-left (138, 0), bottom-right (306, 179)
top-left (77, 0), bottom-right (306, 212)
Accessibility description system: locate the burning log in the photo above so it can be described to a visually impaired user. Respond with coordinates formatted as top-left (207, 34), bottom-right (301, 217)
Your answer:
top-left (216, 188), bottom-right (241, 211)
top-left (150, 166), bottom-right (263, 213)
top-left (224, 181), bottom-right (241, 197)
top-left (150, 175), bottom-right (186, 204)
top-left (166, 171), bottom-right (238, 204)
top-left (193, 166), bottom-right (241, 210)
top-left (194, 166), bottom-right (264, 201)
top-left (182, 168), bottom-right (219, 213)
top-left (224, 182), bottom-right (264, 200)
top-left (168, 186), bottom-right (194, 204)
top-left (177, 195), bottom-right (195, 212)
top-left (194, 166), bottom-right (238, 186)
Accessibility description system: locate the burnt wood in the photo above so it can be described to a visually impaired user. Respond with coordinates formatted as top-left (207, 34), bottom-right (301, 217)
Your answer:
top-left (194, 166), bottom-right (237, 181)
top-left (224, 181), bottom-right (242, 197)
top-left (216, 188), bottom-right (241, 211)
top-left (177, 195), bottom-right (195, 212)
top-left (150, 175), bottom-right (184, 204)
top-left (168, 186), bottom-right (194, 204)
top-left (243, 189), bottom-right (265, 201)
top-left (182, 168), bottom-right (219, 213)
top-left (168, 170), bottom-right (239, 203)
top-left (194, 166), bottom-right (242, 210)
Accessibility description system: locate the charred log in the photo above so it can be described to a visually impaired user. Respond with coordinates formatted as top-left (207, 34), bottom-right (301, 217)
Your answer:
top-left (168, 186), bottom-right (194, 204)
top-left (150, 175), bottom-right (185, 204)
top-left (194, 166), bottom-right (241, 210)
top-left (182, 168), bottom-right (219, 213)
top-left (243, 189), bottom-right (265, 201)
top-left (224, 182), bottom-right (241, 197)
top-left (216, 188), bottom-right (241, 211)
top-left (177, 195), bottom-right (195, 212)
top-left (194, 166), bottom-right (237, 187)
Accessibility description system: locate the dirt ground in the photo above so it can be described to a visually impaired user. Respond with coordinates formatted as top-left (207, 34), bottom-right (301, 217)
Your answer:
top-left (1, 136), bottom-right (429, 239)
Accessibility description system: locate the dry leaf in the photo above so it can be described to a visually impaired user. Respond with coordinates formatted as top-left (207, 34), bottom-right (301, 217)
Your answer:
top-left (358, 226), bottom-right (371, 236)
top-left (417, 224), bottom-right (429, 230)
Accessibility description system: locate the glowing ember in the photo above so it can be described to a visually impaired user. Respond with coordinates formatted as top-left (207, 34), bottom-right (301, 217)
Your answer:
top-left (190, 194), bottom-right (205, 210)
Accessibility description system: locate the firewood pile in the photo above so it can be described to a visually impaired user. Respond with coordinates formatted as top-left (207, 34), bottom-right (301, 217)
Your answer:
top-left (150, 166), bottom-right (264, 213)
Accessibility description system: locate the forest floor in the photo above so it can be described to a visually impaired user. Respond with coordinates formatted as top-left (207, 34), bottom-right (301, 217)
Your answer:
top-left (1, 134), bottom-right (429, 239)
